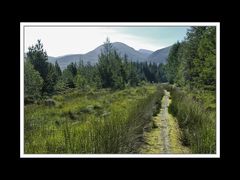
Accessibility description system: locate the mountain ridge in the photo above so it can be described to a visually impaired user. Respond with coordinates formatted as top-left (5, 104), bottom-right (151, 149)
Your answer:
top-left (48, 42), bottom-right (172, 69)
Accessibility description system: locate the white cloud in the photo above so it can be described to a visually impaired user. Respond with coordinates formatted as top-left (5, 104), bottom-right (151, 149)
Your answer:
top-left (24, 27), bottom-right (167, 57)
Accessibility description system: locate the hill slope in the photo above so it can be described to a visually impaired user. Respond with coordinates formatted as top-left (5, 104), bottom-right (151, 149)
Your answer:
top-left (48, 42), bottom-right (172, 69)
top-left (147, 46), bottom-right (172, 64)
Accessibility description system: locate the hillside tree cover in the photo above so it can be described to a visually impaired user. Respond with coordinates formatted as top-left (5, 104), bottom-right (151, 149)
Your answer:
top-left (163, 27), bottom-right (217, 153)
top-left (165, 27), bottom-right (216, 91)
top-left (25, 28), bottom-right (216, 102)
top-left (24, 38), bottom-right (168, 103)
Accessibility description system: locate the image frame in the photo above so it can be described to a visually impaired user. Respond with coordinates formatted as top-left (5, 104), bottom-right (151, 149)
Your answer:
top-left (20, 22), bottom-right (220, 158)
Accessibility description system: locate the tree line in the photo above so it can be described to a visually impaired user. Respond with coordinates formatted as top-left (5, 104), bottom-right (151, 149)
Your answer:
top-left (24, 38), bottom-right (167, 103)
top-left (165, 26), bottom-right (216, 91)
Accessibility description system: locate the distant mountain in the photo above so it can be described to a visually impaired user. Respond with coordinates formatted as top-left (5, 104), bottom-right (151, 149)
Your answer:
top-left (48, 42), bottom-right (172, 69)
top-left (147, 46), bottom-right (172, 64)
top-left (138, 49), bottom-right (153, 58)
top-left (81, 42), bottom-right (146, 64)
top-left (112, 42), bottom-right (147, 62)
top-left (49, 54), bottom-right (84, 69)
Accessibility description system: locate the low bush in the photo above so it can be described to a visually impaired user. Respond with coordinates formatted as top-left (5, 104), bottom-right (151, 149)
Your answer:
top-left (44, 99), bottom-right (56, 107)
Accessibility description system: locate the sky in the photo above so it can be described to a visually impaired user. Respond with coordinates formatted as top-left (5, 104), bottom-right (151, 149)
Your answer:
top-left (24, 26), bottom-right (189, 57)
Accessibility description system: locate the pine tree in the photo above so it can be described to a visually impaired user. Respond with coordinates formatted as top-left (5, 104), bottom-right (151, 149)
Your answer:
top-left (67, 62), bottom-right (77, 77)
top-left (184, 27), bottom-right (207, 89)
top-left (97, 38), bottom-right (115, 88)
top-left (26, 40), bottom-right (60, 95)
top-left (165, 42), bottom-right (181, 84)
top-left (27, 40), bottom-right (48, 81)
top-left (75, 73), bottom-right (87, 90)
top-left (62, 68), bottom-right (75, 88)
top-left (54, 61), bottom-right (62, 78)
top-left (196, 27), bottom-right (216, 91)
top-left (42, 63), bottom-right (58, 94)
top-left (158, 63), bottom-right (167, 83)
top-left (128, 63), bottom-right (139, 86)
top-left (24, 60), bottom-right (43, 102)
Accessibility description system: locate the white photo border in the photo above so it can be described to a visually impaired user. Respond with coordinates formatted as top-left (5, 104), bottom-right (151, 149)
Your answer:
top-left (20, 22), bottom-right (220, 158)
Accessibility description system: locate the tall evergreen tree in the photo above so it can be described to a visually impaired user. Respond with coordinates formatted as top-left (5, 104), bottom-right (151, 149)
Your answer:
top-left (26, 40), bottom-right (60, 95)
top-left (196, 27), bottom-right (216, 90)
top-left (24, 60), bottom-right (43, 101)
top-left (42, 63), bottom-right (58, 94)
top-left (157, 63), bottom-right (167, 83)
top-left (67, 62), bottom-right (77, 77)
top-left (97, 38), bottom-right (115, 88)
top-left (62, 68), bottom-right (75, 88)
top-left (165, 42), bottom-right (181, 84)
top-left (54, 61), bottom-right (62, 78)
top-left (27, 40), bottom-right (48, 81)
top-left (128, 62), bottom-right (139, 86)
top-left (184, 27), bottom-right (207, 89)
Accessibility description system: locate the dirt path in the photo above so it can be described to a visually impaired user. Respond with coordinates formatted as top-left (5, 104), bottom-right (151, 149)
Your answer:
top-left (161, 90), bottom-right (170, 153)
top-left (139, 90), bottom-right (190, 154)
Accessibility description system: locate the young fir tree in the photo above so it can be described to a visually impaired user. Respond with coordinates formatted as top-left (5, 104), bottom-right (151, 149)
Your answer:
top-left (97, 38), bottom-right (114, 88)
top-left (42, 63), bottom-right (58, 94)
top-left (54, 61), bottom-right (62, 78)
top-left (24, 60), bottom-right (43, 101)
top-left (27, 40), bottom-right (48, 81)
top-left (26, 40), bottom-right (59, 95)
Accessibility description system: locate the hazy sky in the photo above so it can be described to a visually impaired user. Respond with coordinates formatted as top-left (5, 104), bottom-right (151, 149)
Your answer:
top-left (24, 26), bottom-right (189, 57)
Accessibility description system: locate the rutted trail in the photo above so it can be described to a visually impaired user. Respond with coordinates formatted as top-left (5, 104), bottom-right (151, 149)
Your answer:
top-left (161, 90), bottom-right (170, 153)
top-left (139, 90), bottom-right (190, 154)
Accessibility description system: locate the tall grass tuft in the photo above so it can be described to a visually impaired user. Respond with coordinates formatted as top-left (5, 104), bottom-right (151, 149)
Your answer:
top-left (168, 86), bottom-right (216, 153)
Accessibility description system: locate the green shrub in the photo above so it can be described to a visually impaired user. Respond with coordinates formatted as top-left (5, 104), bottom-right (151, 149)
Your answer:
top-left (44, 99), bottom-right (56, 107)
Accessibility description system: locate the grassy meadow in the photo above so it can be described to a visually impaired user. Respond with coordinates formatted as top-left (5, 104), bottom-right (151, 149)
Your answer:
top-left (24, 84), bottom-right (164, 154)
top-left (166, 85), bottom-right (216, 153)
